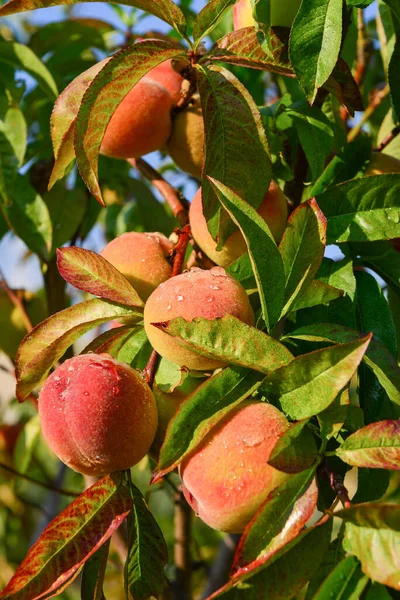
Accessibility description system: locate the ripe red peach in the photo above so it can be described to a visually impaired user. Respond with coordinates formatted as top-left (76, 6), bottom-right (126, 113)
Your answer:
top-left (38, 353), bottom-right (157, 476)
top-left (180, 401), bottom-right (290, 533)
top-left (189, 183), bottom-right (288, 266)
top-left (144, 267), bottom-right (255, 370)
top-left (100, 60), bottom-right (184, 159)
top-left (233, 0), bottom-right (301, 29)
top-left (100, 232), bottom-right (173, 301)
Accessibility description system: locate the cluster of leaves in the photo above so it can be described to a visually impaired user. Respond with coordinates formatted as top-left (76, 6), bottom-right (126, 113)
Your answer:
top-left (1, 0), bottom-right (400, 598)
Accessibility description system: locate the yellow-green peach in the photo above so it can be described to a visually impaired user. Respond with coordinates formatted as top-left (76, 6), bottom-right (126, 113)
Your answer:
top-left (167, 101), bottom-right (204, 178)
top-left (233, 0), bottom-right (301, 29)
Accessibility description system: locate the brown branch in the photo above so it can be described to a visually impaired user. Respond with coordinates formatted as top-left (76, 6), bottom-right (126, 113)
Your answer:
top-left (347, 85), bottom-right (390, 143)
top-left (128, 158), bottom-right (190, 227)
top-left (143, 350), bottom-right (160, 388)
top-left (173, 491), bottom-right (192, 600)
top-left (374, 125), bottom-right (400, 152)
top-left (354, 9), bottom-right (369, 86)
top-left (318, 462), bottom-right (351, 508)
top-left (0, 461), bottom-right (79, 497)
top-left (0, 271), bottom-right (33, 333)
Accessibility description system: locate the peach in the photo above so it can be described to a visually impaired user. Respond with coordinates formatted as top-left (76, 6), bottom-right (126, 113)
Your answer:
top-left (167, 100), bottom-right (204, 178)
top-left (38, 353), bottom-right (157, 476)
top-left (180, 401), bottom-right (290, 533)
top-left (146, 60), bottom-right (184, 105)
top-left (100, 232), bottom-right (173, 301)
top-left (144, 267), bottom-right (255, 370)
top-left (189, 183), bottom-right (288, 266)
top-left (0, 290), bottom-right (47, 360)
top-left (364, 151), bottom-right (400, 176)
top-left (233, 0), bottom-right (301, 29)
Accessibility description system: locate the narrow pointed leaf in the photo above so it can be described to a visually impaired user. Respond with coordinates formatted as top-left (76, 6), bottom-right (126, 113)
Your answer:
top-left (15, 299), bottom-right (141, 401)
top-left (311, 556), bottom-right (368, 600)
top-left (0, 473), bottom-right (132, 600)
top-left (337, 420), bottom-right (400, 470)
top-left (209, 178), bottom-right (285, 331)
top-left (289, 0), bottom-right (343, 103)
top-left (262, 335), bottom-right (371, 419)
top-left (0, 40), bottom-right (58, 99)
top-left (0, 0), bottom-right (187, 36)
top-left (81, 539), bottom-right (110, 600)
top-left (75, 41), bottom-right (186, 203)
top-left (153, 366), bottom-right (266, 481)
top-left (288, 280), bottom-right (343, 313)
top-left (57, 247), bottom-right (143, 307)
top-left (337, 503), bottom-right (400, 530)
top-left (233, 469), bottom-right (318, 572)
top-left (209, 27), bottom-right (294, 76)
top-left (193, 0), bottom-right (237, 44)
top-left (196, 65), bottom-right (271, 245)
top-left (153, 314), bottom-right (292, 373)
top-left (49, 58), bottom-right (110, 189)
top-left (316, 175), bottom-right (400, 244)
top-left (279, 198), bottom-right (326, 316)
top-left (125, 483), bottom-right (168, 600)
top-left (268, 420), bottom-right (318, 473)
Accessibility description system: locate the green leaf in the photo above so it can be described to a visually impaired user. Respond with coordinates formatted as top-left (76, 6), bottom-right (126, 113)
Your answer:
top-left (209, 27), bottom-right (294, 76)
top-left (82, 326), bottom-right (146, 360)
top-left (225, 253), bottom-right (256, 289)
top-left (125, 483), bottom-right (168, 600)
top-left (74, 41), bottom-right (186, 203)
top-left (315, 175), bottom-right (400, 244)
top-left (289, 0), bottom-right (343, 103)
top-left (389, 38), bottom-right (400, 121)
top-left (196, 64), bottom-right (271, 245)
top-left (154, 314), bottom-right (292, 374)
top-left (365, 583), bottom-right (393, 599)
top-left (0, 40), bottom-right (58, 99)
top-left (311, 555), bottom-right (369, 600)
top-left (0, 0), bottom-right (187, 36)
top-left (356, 240), bottom-right (400, 295)
top-left (57, 247), bottom-right (143, 307)
top-left (0, 107), bottom-right (27, 166)
top-left (318, 388), bottom-right (350, 441)
top-left (268, 420), bottom-right (318, 473)
top-left (49, 58), bottom-right (110, 189)
top-left (233, 469), bottom-right (318, 572)
top-left (208, 178), bottom-right (285, 331)
top-left (0, 473), bottom-right (132, 600)
top-left (153, 366), bottom-right (266, 482)
top-left (15, 299), bottom-right (141, 401)
top-left (337, 502), bottom-right (400, 530)
top-left (0, 173), bottom-right (52, 260)
top-left (279, 198), bottom-right (326, 316)
top-left (81, 539), bottom-right (110, 600)
top-left (13, 415), bottom-right (41, 475)
top-left (193, 0), bottom-right (236, 44)
top-left (286, 106), bottom-right (334, 180)
top-left (262, 335), bottom-right (371, 419)
top-left (288, 280), bottom-right (343, 313)
top-left (337, 420), bottom-right (400, 470)
top-left (305, 538), bottom-right (346, 599)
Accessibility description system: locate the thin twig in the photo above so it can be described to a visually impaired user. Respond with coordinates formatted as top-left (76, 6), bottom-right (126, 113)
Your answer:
top-left (0, 271), bottom-right (33, 333)
top-left (173, 491), bottom-right (192, 600)
top-left (354, 9), bottom-right (369, 86)
top-left (143, 350), bottom-right (160, 388)
top-left (0, 461), bottom-right (80, 497)
top-left (374, 125), bottom-right (400, 152)
top-left (347, 85), bottom-right (390, 143)
top-left (128, 158), bottom-right (190, 227)
top-left (318, 462), bottom-right (351, 508)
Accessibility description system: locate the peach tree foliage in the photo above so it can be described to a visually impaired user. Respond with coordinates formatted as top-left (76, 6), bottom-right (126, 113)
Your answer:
top-left (0, 0), bottom-right (399, 597)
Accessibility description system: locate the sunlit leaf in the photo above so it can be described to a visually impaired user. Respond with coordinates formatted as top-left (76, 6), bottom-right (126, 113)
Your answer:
top-left (337, 420), bottom-right (400, 470)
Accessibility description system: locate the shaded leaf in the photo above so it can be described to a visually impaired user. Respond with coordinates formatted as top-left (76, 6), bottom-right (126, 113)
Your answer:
top-left (81, 539), bottom-right (110, 600)
top-left (305, 538), bottom-right (346, 599)
top-left (46, 186), bottom-right (87, 256)
top-left (311, 555), bottom-right (368, 600)
top-left (196, 65), bottom-right (271, 245)
top-left (209, 178), bottom-right (285, 331)
top-left (337, 420), bottom-right (400, 470)
top-left (318, 388), bottom-right (350, 440)
top-left (268, 420), bottom-right (318, 473)
top-left (262, 335), bottom-right (371, 419)
top-left (57, 247), bottom-right (143, 307)
top-left (289, 280), bottom-right (343, 313)
top-left (0, 473), bottom-right (132, 600)
top-left (16, 299), bottom-right (141, 401)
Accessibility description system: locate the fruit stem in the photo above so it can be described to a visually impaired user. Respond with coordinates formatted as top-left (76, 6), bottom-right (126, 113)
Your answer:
top-left (0, 461), bottom-right (79, 497)
top-left (128, 158), bottom-right (190, 227)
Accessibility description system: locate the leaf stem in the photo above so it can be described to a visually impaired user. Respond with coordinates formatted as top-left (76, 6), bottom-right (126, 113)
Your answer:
top-left (0, 461), bottom-right (79, 497)
top-left (347, 84), bottom-right (390, 143)
top-left (318, 461), bottom-right (351, 508)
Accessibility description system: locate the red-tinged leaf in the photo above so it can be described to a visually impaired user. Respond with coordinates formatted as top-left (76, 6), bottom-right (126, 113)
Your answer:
top-left (0, 473), bottom-right (132, 600)
top-left (279, 198), bottom-right (327, 316)
top-left (153, 366), bottom-right (266, 483)
top-left (336, 503), bottom-right (400, 531)
top-left (337, 421), bottom-right (400, 470)
top-left (56, 247), bottom-right (143, 307)
top-left (196, 64), bottom-right (272, 245)
top-left (49, 58), bottom-right (110, 189)
top-left (74, 40), bottom-right (186, 203)
top-left (208, 518), bottom-right (332, 599)
top-left (0, 0), bottom-right (187, 37)
top-left (81, 539), bottom-right (110, 600)
top-left (209, 27), bottom-right (295, 76)
top-left (81, 325), bottom-right (138, 355)
top-left (15, 298), bottom-right (141, 401)
top-left (232, 469), bottom-right (318, 574)
top-left (268, 420), bottom-right (318, 473)
top-left (125, 483), bottom-right (169, 600)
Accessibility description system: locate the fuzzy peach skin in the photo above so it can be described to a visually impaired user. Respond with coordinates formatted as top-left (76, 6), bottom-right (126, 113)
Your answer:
top-left (146, 60), bottom-right (184, 105)
top-left (38, 354), bottom-right (157, 476)
top-left (189, 183), bottom-right (288, 267)
top-left (364, 151), bottom-right (400, 175)
top-left (100, 232), bottom-right (173, 301)
top-left (144, 267), bottom-right (255, 370)
top-left (180, 401), bottom-right (290, 533)
top-left (233, 0), bottom-right (301, 29)
top-left (167, 100), bottom-right (204, 178)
